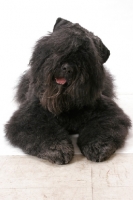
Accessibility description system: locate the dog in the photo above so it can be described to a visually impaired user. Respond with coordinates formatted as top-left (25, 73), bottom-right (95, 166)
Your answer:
top-left (5, 18), bottom-right (131, 164)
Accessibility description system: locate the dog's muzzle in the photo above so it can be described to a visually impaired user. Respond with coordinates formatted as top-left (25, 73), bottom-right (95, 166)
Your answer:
top-left (55, 64), bottom-right (74, 85)
top-left (61, 63), bottom-right (73, 75)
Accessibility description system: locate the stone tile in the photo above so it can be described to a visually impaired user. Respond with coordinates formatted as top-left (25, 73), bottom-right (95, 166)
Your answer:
top-left (91, 154), bottom-right (133, 200)
top-left (0, 156), bottom-right (7, 168)
top-left (91, 154), bottom-right (133, 187)
top-left (0, 155), bottom-right (92, 199)
top-left (1, 154), bottom-right (133, 200)
top-left (93, 186), bottom-right (133, 200)
top-left (0, 188), bottom-right (91, 200)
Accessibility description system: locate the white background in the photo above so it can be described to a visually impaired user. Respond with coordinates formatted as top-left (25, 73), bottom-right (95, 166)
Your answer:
top-left (0, 0), bottom-right (133, 155)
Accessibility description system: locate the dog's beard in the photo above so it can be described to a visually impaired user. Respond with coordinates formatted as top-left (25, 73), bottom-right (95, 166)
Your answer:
top-left (39, 73), bottom-right (91, 115)
top-left (40, 84), bottom-right (73, 115)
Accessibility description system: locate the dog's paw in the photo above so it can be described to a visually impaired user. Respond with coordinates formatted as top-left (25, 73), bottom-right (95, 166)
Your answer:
top-left (80, 141), bottom-right (116, 162)
top-left (38, 139), bottom-right (74, 165)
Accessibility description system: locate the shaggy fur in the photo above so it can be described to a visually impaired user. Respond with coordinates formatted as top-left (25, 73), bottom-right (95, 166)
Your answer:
top-left (5, 18), bottom-right (131, 164)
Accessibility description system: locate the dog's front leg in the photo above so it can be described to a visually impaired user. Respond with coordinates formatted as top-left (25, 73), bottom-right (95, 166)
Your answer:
top-left (5, 99), bottom-right (74, 164)
top-left (77, 96), bottom-right (131, 162)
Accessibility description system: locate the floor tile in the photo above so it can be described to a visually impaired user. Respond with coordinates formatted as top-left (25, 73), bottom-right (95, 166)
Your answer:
top-left (93, 186), bottom-right (133, 200)
top-left (0, 155), bottom-right (92, 199)
top-left (91, 154), bottom-right (133, 187)
top-left (1, 154), bottom-right (133, 200)
top-left (0, 187), bottom-right (91, 200)
top-left (91, 154), bottom-right (133, 200)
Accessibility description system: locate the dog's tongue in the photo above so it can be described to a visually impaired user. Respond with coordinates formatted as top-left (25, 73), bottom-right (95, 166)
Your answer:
top-left (55, 78), bottom-right (67, 85)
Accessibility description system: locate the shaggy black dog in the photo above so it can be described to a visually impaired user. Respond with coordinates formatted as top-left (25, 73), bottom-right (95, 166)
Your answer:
top-left (5, 18), bottom-right (131, 164)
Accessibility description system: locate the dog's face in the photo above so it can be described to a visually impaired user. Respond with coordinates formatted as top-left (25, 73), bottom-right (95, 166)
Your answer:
top-left (30, 18), bottom-right (110, 115)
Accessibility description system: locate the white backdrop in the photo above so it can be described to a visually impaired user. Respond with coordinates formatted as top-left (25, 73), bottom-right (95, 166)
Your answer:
top-left (0, 0), bottom-right (133, 154)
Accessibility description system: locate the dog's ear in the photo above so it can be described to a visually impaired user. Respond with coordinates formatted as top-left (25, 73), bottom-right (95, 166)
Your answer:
top-left (53, 17), bottom-right (72, 31)
top-left (99, 40), bottom-right (110, 63)
top-left (93, 37), bottom-right (110, 63)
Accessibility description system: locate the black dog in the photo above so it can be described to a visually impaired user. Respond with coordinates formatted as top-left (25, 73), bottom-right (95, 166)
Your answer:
top-left (5, 18), bottom-right (131, 164)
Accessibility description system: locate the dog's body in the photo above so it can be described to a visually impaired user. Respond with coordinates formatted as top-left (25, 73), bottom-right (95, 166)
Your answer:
top-left (5, 18), bottom-right (131, 164)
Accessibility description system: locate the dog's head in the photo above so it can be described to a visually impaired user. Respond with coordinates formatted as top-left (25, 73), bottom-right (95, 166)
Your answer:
top-left (30, 18), bottom-right (110, 115)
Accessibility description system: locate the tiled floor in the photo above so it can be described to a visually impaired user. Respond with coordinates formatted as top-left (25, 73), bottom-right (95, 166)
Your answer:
top-left (0, 154), bottom-right (133, 200)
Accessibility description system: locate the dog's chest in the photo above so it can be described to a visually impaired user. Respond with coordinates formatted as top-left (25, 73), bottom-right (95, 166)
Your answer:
top-left (56, 108), bottom-right (92, 133)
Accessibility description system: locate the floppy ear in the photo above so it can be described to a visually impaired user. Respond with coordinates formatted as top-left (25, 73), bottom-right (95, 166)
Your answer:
top-left (53, 17), bottom-right (72, 31)
top-left (93, 36), bottom-right (110, 63)
top-left (99, 39), bottom-right (110, 63)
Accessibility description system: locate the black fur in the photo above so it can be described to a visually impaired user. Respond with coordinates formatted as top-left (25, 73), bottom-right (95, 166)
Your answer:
top-left (5, 18), bottom-right (131, 164)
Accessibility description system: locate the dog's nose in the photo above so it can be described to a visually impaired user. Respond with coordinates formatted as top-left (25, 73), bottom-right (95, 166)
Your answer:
top-left (62, 64), bottom-right (73, 74)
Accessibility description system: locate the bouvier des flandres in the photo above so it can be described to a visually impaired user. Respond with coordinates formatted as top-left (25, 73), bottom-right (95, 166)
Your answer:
top-left (5, 18), bottom-right (131, 164)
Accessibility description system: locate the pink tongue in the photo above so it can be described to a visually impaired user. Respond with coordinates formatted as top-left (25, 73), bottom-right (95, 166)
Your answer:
top-left (55, 78), bottom-right (67, 85)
